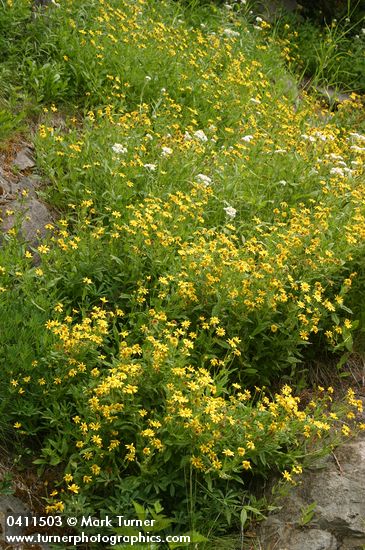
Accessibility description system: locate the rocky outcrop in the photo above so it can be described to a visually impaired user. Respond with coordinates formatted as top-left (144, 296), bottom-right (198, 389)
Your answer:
top-left (0, 147), bottom-right (52, 246)
top-left (259, 434), bottom-right (365, 549)
top-left (13, 147), bottom-right (36, 172)
top-left (0, 495), bottom-right (50, 550)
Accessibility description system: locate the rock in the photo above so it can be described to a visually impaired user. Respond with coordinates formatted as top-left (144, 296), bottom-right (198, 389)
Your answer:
top-left (0, 176), bottom-right (12, 197)
top-left (315, 86), bottom-right (351, 108)
top-left (0, 169), bottom-right (52, 247)
top-left (13, 175), bottom-right (42, 199)
top-left (13, 147), bottom-right (35, 171)
top-left (1, 198), bottom-right (52, 245)
top-left (0, 495), bottom-right (50, 549)
top-left (258, 0), bottom-right (298, 21)
top-left (259, 433), bottom-right (365, 550)
top-left (0, 495), bottom-right (29, 538)
top-left (0, 168), bottom-right (14, 196)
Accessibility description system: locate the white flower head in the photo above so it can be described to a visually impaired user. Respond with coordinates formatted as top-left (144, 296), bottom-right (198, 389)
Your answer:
top-left (223, 28), bottom-right (240, 38)
top-left (194, 130), bottom-right (208, 142)
top-left (161, 146), bottom-right (173, 157)
top-left (184, 131), bottom-right (192, 141)
top-left (349, 132), bottom-right (365, 142)
top-left (196, 174), bottom-right (212, 187)
top-left (145, 75), bottom-right (152, 82)
top-left (224, 206), bottom-right (237, 219)
top-left (241, 135), bottom-right (254, 142)
top-left (144, 163), bottom-right (157, 171)
top-left (112, 143), bottom-right (128, 154)
top-left (330, 167), bottom-right (344, 176)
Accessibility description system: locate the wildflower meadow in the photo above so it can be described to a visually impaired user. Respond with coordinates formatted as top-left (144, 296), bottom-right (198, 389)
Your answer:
top-left (0, 0), bottom-right (364, 547)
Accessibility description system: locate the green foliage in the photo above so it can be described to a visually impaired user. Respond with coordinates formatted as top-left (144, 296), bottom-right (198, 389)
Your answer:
top-left (0, 107), bottom-right (24, 142)
top-left (0, 0), bottom-right (365, 545)
top-left (274, 13), bottom-right (365, 92)
top-left (0, 472), bottom-right (14, 496)
top-left (299, 501), bottom-right (317, 526)
top-left (113, 501), bottom-right (208, 549)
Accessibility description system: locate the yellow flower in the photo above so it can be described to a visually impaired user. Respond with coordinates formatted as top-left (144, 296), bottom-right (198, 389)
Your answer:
top-left (222, 449), bottom-right (234, 457)
top-left (37, 245), bottom-right (50, 255)
top-left (282, 470), bottom-right (293, 482)
top-left (68, 484), bottom-right (80, 494)
top-left (191, 456), bottom-right (204, 469)
top-left (90, 464), bottom-right (101, 475)
top-left (342, 425), bottom-right (351, 436)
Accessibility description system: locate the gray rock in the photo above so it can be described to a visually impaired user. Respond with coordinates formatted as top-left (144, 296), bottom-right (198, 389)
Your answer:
top-left (258, 0), bottom-right (298, 21)
top-left (259, 433), bottom-right (365, 550)
top-left (315, 86), bottom-right (351, 107)
top-left (284, 529), bottom-right (337, 550)
top-left (13, 175), bottom-right (42, 199)
top-left (0, 171), bottom-right (13, 196)
top-left (1, 198), bottom-right (52, 245)
top-left (0, 495), bottom-right (50, 549)
top-left (13, 147), bottom-right (35, 171)
top-left (0, 495), bottom-right (29, 538)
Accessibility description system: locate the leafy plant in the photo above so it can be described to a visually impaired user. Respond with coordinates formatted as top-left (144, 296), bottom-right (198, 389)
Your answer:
top-left (0, 0), bottom-right (364, 544)
top-left (113, 501), bottom-right (207, 549)
top-left (299, 501), bottom-right (318, 527)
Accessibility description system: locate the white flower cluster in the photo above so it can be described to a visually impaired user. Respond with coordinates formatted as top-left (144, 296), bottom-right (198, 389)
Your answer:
top-left (196, 174), bottom-right (212, 187)
top-left (223, 28), bottom-right (240, 38)
top-left (112, 143), bottom-right (127, 154)
top-left (194, 130), bottom-right (208, 142)
top-left (161, 146), bottom-right (173, 157)
top-left (224, 206), bottom-right (237, 219)
top-left (348, 132), bottom-right (365, 142)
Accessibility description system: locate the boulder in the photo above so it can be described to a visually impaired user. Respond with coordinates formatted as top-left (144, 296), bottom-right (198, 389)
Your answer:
top-left (0, 171), bottom-right (52, 247)
top-left (0, 494), bottom-right (50, 549)
top-left (13, 147), bottom-right (35, 172)
top-left (1, 198), bottom-right (52, 245)
top-left (259, 434), bottom-right (365, 549)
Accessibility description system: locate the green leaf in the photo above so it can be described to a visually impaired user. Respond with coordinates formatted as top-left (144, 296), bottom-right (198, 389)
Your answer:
top-left (132, 501), bottom-right (147, 522)
top-left (240, 508), bottom-right (247, 528)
